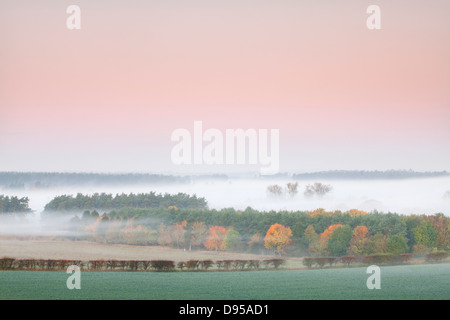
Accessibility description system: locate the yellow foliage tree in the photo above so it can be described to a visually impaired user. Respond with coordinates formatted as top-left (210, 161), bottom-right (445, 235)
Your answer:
top-left (264, 223), bottom-right (293, 254)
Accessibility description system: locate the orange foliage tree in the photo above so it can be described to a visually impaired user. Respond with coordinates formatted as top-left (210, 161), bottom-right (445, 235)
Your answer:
top-left (84, 216), bottom-right (105, 241)
top-left (204, 226), bottom-right (227, 251)
top-left (353, 226), bottom-right (369, 240)
top-left (264, 223), bottom-right (293, 254)
top-left (345, 209), bottom-right (368, 216)
top-left (307, 208), bottom-right (333, 217)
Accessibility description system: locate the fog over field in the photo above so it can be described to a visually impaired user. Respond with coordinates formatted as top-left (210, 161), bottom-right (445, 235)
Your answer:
top-left (2, 176), bottom-right (450, 216)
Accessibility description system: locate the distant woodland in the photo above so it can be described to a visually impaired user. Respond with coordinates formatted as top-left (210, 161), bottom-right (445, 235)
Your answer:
top-left (291, 170), bottom-right (449, 180)
top-left (0, 170), bottom-right (448, 189)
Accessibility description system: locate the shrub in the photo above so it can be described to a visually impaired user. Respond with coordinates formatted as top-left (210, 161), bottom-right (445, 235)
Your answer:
top-left (45, 259), bottom-right (58, 270)
top-left (200, 260), bottom-right (214, 270)
top-left (362, 253), bottom-right (395, 264)
top-left (398, 253), bottom-right (412, 264)
top-left (106, 260), bottom-right (118, 270)
top-left (302, 257), bottom-right (314, 268)
top-left (150, 260), bottom-right (175, 271)
top-left (261, 260), bottom-right (272, 269)
top-left (117, 260), bottom-right (129, 270)
top-left (268, 258), bottom-right (286, 269)
top-left (89, 260), bottom-right (106, 270)
top-left (232, 260), bottom-right (248, 270)
top-left (186, 260), bottom-right (200, 270)
top-left (248, 260), bottom-right (260, 270)
top-left (425, 251), bottom-right (449, 262)
top-left (222, 260), bottom-right (234, 270)
top-left (216, 260), bottom-right (225, 270)
top-left (128, 260), bottom-right (140, 271)
top-left (314, 257), bottom-right (328, 268)
top-left (57, 260), bottom-right (72, 270)
top-left (340, 256), bottom-right (355, 267)
top-left (326, 257), bottom-right (338, 266)
top-left (141, 260), bottom-right (152, 271)
top-left (177, 261), bottom-right (186, 270)
top-left (0, 257), bottom-right (15, 270)
top-left (16, 259), bottom-right (27, 270)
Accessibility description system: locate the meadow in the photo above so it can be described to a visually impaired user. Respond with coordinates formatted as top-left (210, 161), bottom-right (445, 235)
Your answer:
top-left (1, 263), bottom-right (449, 300)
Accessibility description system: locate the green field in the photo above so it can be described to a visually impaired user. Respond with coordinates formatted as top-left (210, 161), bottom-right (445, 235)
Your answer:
top-left (0, 263), bottom-right (449, 300)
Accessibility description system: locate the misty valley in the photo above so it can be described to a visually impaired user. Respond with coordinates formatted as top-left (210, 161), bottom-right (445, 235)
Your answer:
top-left (0, 171), bottom-right (449, 268)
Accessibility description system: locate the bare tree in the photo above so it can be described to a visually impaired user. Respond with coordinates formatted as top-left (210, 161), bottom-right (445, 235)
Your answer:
top-left (286, 182), bottom-right (299, 198)
top-left (267, 184), bottom-right (283, 197)
top-left (304, 182), bottom-right (333, 198)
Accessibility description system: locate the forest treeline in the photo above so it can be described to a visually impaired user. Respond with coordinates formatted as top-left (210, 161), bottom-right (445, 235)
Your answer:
top-left (43, 192), bottom-right (208, 213)
top-left (0, 195), bottom-right (32, 214)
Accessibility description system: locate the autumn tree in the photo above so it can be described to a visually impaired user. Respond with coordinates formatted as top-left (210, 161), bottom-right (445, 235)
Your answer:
top-left (430, 214), bottom-right (450, 250)
top-left (84, 215), bottom-right (106, 242)
top-left (189, 221), bottom-right (207, 250)
top-left (304, 225), bottom-right (321, 256)
top-left (372, 233), bottom-right (388, 254)
top-left (413, 220), bottom-right (438, 249)
top-left (349, 226), bottom-right (371, 255)
top-left (318, 224), bottom-right (343, 256)
top-left (320, 224), bottom-right (343, 241)
top-left (345, 209), bottom-right (367, 217)
top-left (307, 208), bottom-right (333, 217)
top-left (264, 223), bottom-right (293, 254)
top-left (204, 226), bottom-right (227, 251)
top-left (169, 220), bottom-right (187, 249)
top-left (304, 225), bottom-right (319, 243)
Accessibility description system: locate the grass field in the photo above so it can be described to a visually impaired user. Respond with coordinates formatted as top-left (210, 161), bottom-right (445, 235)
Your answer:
top-left (1, 263), bottom-right (449, 300)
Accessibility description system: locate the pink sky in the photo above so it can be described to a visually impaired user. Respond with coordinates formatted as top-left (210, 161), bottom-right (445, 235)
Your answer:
top-left (1, 0), bottom-right (449, 173)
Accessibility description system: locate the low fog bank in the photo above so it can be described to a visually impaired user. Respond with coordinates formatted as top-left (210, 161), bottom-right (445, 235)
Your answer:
top-left (0, 215), bottom-right (75, 237)
top-left (1, 176), bottom-right (450, 215)
top-left (0, 176), bottom-right (449, 236)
